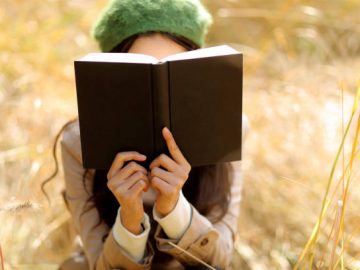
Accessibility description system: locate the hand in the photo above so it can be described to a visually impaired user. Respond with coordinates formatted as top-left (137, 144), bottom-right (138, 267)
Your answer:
top-left (149, 127), bottom-right (191, 217)
top-left (106, 151), bottom-right (150, 234)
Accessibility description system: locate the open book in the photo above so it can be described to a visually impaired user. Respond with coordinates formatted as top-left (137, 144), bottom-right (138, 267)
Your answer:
top-left (74, 45), bottom-right (243, 170)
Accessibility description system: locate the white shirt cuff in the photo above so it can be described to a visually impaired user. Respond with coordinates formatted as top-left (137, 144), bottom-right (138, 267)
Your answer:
top-left (153, 190), bottom-right (192, 239)
top-left (112, 206), bottom-right (150, 263)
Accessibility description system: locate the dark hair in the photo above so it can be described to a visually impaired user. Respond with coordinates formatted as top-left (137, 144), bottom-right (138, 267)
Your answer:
top-left (41, 32), bottom-right (234, 236)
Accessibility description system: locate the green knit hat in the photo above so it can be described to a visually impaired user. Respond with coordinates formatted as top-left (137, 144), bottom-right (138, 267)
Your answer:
top-left (91, 0), bottom-right (213, 52)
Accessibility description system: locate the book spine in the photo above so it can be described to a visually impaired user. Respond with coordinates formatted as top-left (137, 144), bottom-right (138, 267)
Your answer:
top-left (151, 63), bottom-right (171, 158)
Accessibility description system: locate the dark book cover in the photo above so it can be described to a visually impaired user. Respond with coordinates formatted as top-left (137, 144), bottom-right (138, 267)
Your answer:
top-left (74, 45), bottom-right (243, 170)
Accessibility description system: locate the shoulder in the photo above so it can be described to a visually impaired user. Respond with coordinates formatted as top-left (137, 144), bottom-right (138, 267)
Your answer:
top-left (61, 118), bottom-right (96, 197)
top-left (242, 113), bottom-right (250, 143)
top-left (229, 161), bottom-right (243, 203)
top-left (60, 118), bottom-right (83, 164)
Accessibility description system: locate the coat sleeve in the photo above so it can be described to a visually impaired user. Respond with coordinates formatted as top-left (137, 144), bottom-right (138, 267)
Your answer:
top-left (153, 161), bottom-right (243, 270)
top-left (60, 122), bottom-right (155, 270)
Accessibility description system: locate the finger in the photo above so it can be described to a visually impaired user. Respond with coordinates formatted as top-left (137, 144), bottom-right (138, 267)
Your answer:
top-left (121, 171), bottom-right (149, 191)
top-left (107, 152), bottom-right (146, 179)
top-left (162, 127), bottom-right (190, 169)
top-left (129, 179), bottom-right (147, 197)
top-left (150, 167), bottom-right (183, 189)
top-left (116, 161), bottom-right (148, 182)
top-left (149, 153), bottom-right (178, 172)
top-left (107, 162), bottom-right (148, 191)
top-left (151, 176), bottom-right (174, 196)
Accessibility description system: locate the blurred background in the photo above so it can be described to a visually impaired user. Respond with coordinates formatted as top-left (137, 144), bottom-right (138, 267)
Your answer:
top-left (0, 0), bottom-right (359, 269)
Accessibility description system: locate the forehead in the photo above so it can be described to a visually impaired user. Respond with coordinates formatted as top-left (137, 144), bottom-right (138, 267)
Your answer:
top-left (128, 32), bottom-right (188, 59)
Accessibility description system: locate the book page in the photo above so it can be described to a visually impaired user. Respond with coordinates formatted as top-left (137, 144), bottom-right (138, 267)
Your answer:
top-left (160, 45), bottom-right (239, 62)
top-left (79, 52), bottom-right (159, 64)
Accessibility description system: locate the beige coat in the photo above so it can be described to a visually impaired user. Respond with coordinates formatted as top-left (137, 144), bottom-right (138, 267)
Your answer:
top-left (59, 119), bottom-right (244, 270)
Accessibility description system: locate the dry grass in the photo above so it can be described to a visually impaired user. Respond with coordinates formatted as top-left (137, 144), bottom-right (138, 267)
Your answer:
top-left (1, 0), bottom-right (360, 269)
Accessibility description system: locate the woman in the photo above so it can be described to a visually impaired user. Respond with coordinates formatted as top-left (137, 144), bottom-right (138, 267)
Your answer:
top-left (42, 0), bottom-right (246, 269)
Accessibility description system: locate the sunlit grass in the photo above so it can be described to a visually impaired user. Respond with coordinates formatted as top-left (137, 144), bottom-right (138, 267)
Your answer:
top-left (294, 84), bottom-right (360, 269)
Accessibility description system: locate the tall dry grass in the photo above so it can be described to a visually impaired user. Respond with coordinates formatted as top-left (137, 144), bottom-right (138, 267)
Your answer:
top-left (0, 0), bottom-right (359, 269)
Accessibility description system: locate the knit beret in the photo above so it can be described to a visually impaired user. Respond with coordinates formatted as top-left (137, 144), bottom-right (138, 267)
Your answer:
top-left (91, 0), bottom-right (213, 52)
